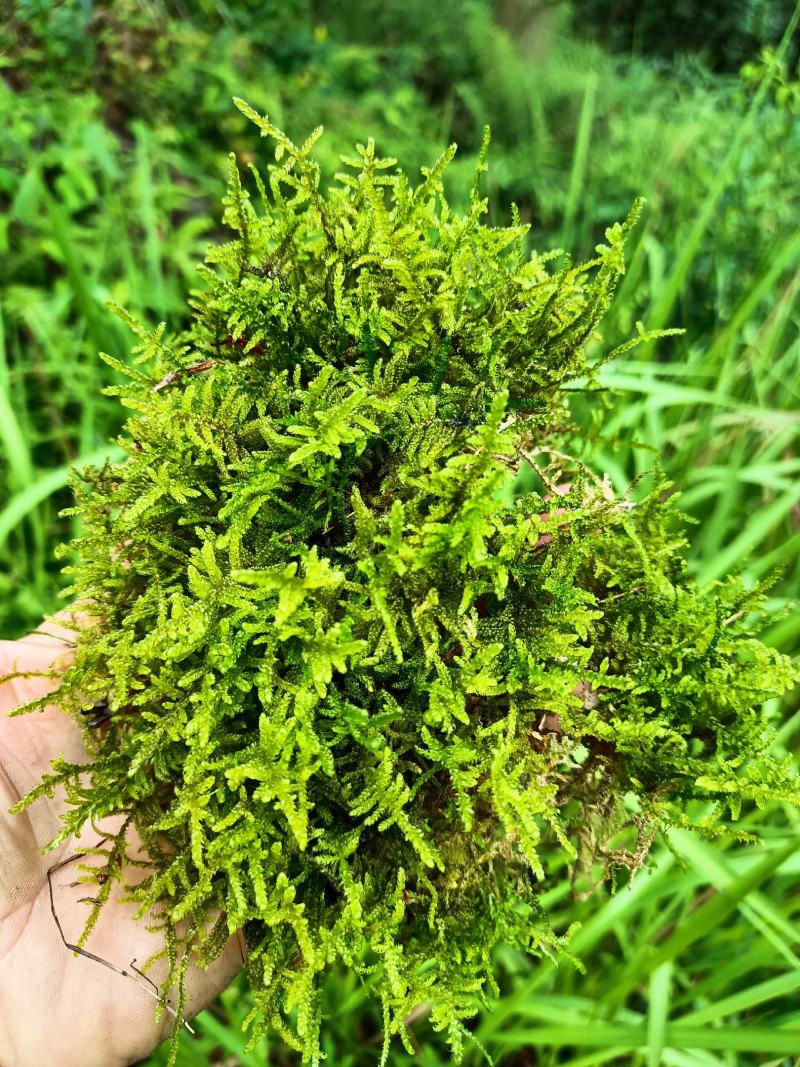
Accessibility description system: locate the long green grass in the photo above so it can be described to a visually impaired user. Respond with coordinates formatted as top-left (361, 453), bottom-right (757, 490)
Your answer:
top-left (2, 1), bottom-right (800, 1063)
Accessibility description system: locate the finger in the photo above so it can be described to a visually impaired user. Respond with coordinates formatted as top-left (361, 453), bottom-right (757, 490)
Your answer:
top-left (18, 605), bottom-right (96, 655)
top-left (0, 638), bottom-right (86, 756)
top-left (0, 763), bottom-right (48, 929)
top-left (0, 634), bottom-right (88, 852)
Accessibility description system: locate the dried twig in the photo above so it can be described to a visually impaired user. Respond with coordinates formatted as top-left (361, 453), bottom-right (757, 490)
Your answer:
top-left (47, 848), bottom-right (195, 1035)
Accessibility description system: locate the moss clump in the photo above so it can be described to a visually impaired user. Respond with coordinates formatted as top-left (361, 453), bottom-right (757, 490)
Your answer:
top-left (14, 102), bottom-right (800, 1062)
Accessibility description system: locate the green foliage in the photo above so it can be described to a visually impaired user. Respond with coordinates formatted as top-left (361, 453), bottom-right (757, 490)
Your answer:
top-left (3, 1), bottom-right (800, 639)
top-left (568, 0), bottom-right (796, 72)
top-left (12, 107), bottom-right (800, 1064)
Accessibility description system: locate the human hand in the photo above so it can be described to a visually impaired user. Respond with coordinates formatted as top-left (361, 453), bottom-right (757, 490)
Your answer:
top-left (0, 616), bottom-right (243, 1067)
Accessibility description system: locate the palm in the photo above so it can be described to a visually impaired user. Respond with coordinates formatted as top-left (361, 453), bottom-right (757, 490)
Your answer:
top-left (0, 621), bottom-right (242, 1067)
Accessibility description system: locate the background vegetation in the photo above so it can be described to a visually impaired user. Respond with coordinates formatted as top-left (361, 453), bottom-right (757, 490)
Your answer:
top-left (1, 1), bottom-right (799, 1063)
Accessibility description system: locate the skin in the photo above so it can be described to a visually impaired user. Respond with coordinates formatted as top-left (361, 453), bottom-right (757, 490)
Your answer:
top-left (0, 616), bottom-right (243, 1067)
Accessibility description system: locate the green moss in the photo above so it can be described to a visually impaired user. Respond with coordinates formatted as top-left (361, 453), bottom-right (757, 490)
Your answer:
top-left (12, 102), bottom-right (800, 1063)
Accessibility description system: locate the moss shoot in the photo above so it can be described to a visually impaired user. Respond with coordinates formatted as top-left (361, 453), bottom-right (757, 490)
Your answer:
top-left (12, 101), bottom-right (800, 1063)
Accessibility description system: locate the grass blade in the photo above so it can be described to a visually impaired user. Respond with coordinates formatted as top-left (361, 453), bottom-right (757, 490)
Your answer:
top-left (0, 446), bottom-right (123, 550)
